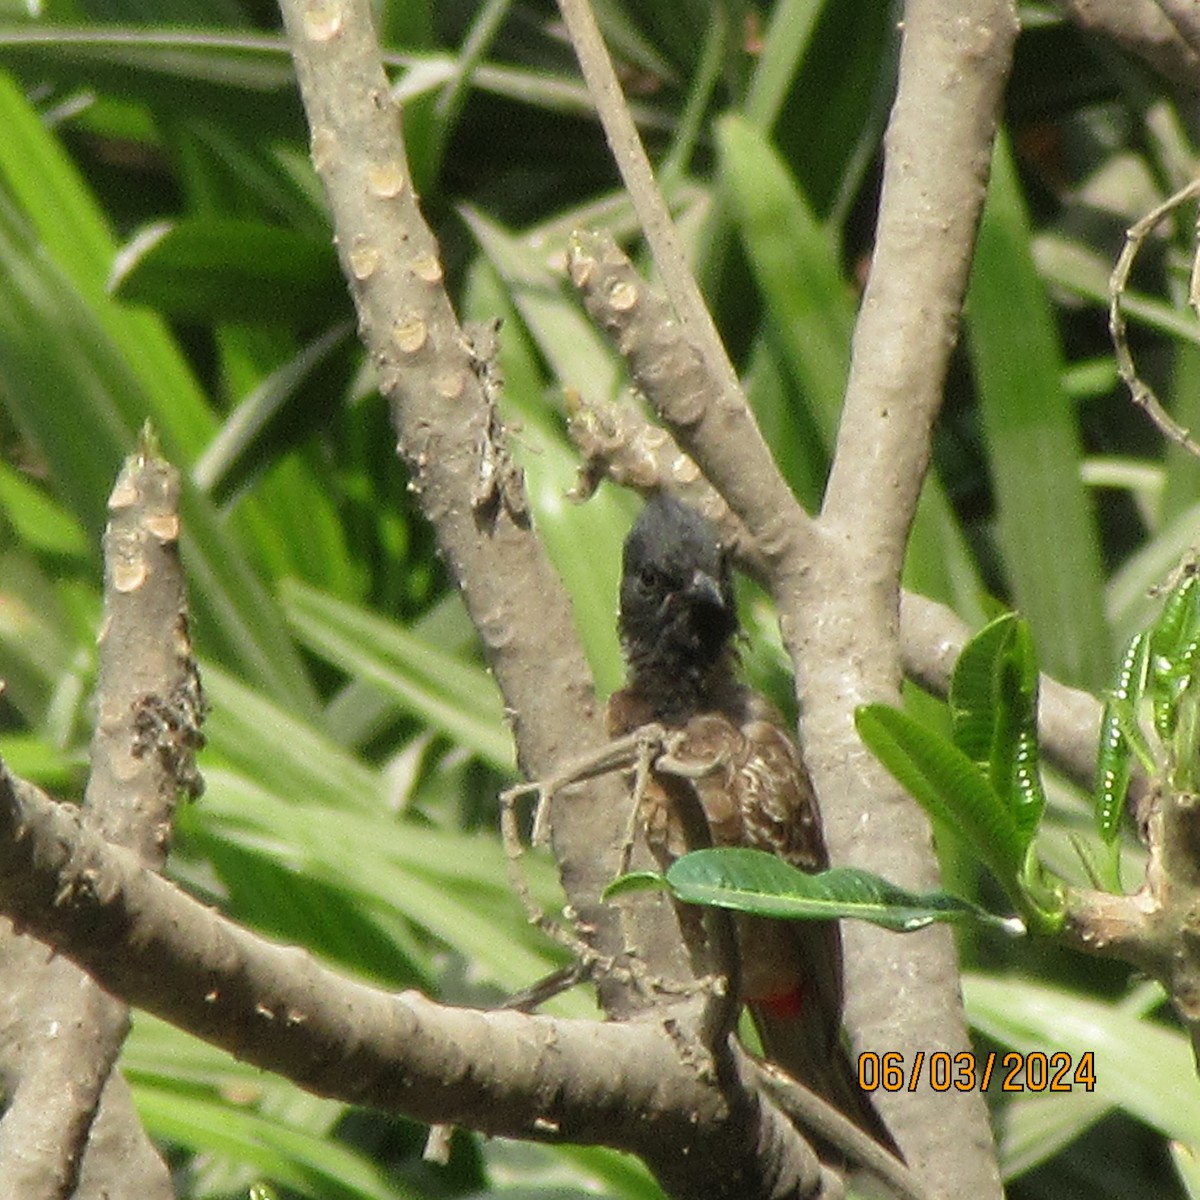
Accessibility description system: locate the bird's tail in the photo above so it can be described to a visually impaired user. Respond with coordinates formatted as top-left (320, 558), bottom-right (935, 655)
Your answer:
top-left (749, 997), bottom-right (902, 1162)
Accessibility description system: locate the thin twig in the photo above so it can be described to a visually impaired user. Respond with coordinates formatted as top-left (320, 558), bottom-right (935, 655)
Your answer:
top-left (553, 0), bottom-right (741, 403)
top-left (1110, 178), bottom-right (1200, 461)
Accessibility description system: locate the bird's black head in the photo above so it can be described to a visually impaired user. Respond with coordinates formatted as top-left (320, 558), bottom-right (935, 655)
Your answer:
top-left (618, 495), bottom-right (737, 717)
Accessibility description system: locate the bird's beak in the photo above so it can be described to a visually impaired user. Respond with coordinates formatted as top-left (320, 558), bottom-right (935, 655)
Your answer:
top-left (686, 569), bottom-right (726, 612)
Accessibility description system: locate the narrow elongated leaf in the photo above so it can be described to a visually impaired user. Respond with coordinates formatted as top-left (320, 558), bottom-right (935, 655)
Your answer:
top-left (1095, 631), bottom-right (1149, 843)
top-left (462, 207), bottom-right (619, 407)
top-left (1149, 572), bottom-right (1200, 665)
top-left (190, 769), bottom-right (578, 1005)
top-left (965, 975), bottom-right (1200, 1151)
top-left (967, 133), bottom-right (1110, 690)
top-left (201, 665), bottom-right (386, 815)
top-left (716, 115), bottom-right (987, 613)
top-left (716, 113), bottom-right (851, 444)
top-left (950, 612), bottom-right (1018, 768)
top-left (193, 321), bottom-right (357, 503)
top-left (0, 68), bottom-right (215, 456)
top-left (0, 83), bottom-right (320, 717)
top-left (653, 848), bottom-right (1020, 933)
top-left (110, 217), bottom-right (344, 322)
top-left (0, 462), bottom-right (89, 559)
top-left (993, 620), bottom-right (1046, 848)
top-left (133, 1086), bottom-right (403, 1200)
top-left (855, 703), bottom-right (1023, 895)
top-left (282, 580), bottom-right (513, 770)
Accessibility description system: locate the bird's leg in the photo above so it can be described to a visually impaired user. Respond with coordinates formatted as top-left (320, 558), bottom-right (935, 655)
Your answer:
top-left (498, 725), bottom-right (674, 984)
top-left (496, 725), bottom-right (667, 847)
top-left (617, 725), bottom-right (671, 874)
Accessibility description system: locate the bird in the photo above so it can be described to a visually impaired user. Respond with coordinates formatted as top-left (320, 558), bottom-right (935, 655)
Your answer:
top-left (607, 493), bottom-right (897, 1157)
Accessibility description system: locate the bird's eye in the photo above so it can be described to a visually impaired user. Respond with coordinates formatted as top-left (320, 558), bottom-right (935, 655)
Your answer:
top-left (637, 564), bottom-right (661, 591)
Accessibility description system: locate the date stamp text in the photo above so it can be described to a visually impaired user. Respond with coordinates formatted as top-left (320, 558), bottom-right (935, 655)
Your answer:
top-left (858, 1051), bottom-right (1096, 1093)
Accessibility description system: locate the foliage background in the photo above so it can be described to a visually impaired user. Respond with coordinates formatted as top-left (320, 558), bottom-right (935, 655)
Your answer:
top-left (1, 0), bottom-right (1199, 1196)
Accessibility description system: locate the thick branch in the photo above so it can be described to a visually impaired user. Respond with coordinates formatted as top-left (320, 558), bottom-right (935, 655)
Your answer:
top-left (788, 7), bottom-right (1016, 1193)
top-left (0, 766), bottom-right (861, 1200)
top-left (274, 0), bottom-right (698, 1035)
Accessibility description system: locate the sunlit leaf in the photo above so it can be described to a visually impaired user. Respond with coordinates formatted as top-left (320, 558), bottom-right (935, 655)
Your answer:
top-left (645, 847), bottom-right (1021, 933)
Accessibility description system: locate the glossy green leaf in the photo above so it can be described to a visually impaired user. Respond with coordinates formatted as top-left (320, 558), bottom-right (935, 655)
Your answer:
top-left (0, 28), bottom-right (305, 138)
top-left (993, 620), bottom-right (1046, 849)
top-left (855, 703), bottom-right (1023, 895)
top-left (0, 68), bottom-right (215, 456)
top-left (653, 847), bottom-right (1021, 933)
top-left (1095, 631), bottom-right (1150, 844)
top-left (950, 612), bottom-right (1019, 768)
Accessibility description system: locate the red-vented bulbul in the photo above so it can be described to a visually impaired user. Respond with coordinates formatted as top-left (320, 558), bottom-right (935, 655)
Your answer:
top-left (608, 494), bottom-right (896, 1155)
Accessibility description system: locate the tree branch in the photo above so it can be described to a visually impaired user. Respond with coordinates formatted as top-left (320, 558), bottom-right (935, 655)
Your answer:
top-left (785, 6), bottom-right (1016, 1191)
top-left (0, 439), bottom-right (196, 1200)
top-left (0, 764), bottom-right (888, 1200)
top-left (274, 0), bottom-right (686, 1035)
top-left (1056, 0), bottom-right (1200, 89)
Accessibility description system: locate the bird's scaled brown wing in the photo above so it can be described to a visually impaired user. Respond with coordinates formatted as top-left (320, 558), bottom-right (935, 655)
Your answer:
top-left (670, 710), bottom-right (901, 1157)
top-left (606, 691), bottom-right (898, 1154)
top-left (672, 711), bottom-right (845, 1062)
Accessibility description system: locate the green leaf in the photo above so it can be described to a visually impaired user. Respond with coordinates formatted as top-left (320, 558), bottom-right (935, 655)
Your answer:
top-left (1148, 571), bottom-right (1200, 664)
top-left (0, 80), bottom-right (321, 718)
top-left (201, 665), bottom-right (386, 815)
top-left (993, 619), bottom-right (1046, 849)
top-left (188, 768), bottom-right (578, 1006)
top-left (1095, 631), bottom-right (1149, 844)
top-left (193, 321), bottom-right (357, 503)
top-left (715, 113), bottom-right (852, 445)
top-left (966, 975), bottom-right (1200, 1152)
top-left (0, 461), bottom-right (89, 559)
top-left (282, 580), bottom-right (514, 771)
top-left (660, 848), bottom-right (1021, 933)
top-left (967, 133), bottom-right (1110, 691)
top-left (855, 703), bottom-right (1023, 896)
top-left (133, 1084), bottom-right (404, 1200)
top-left (0, 28), bottom-right (305, 139)
top-left (604, 871), bottom-right (671, 899)
top-left (950, 612), bottom-right (1019, 768)
top-left (110, 217), bottom-right (344, 323)
top-left (1148, 571), bottom-right (1200, 743)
